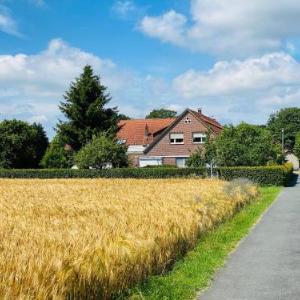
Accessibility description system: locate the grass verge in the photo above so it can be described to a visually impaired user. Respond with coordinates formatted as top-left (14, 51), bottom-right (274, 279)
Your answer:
top-left (125, 186), bottom-right (281, 300)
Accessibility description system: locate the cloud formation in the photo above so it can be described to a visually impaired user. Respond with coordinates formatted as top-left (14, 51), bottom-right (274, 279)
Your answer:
top-left (1, 39), bottom-right (300, 137)
top-left (0, 5), bottom-right (20, 36)
top-left (139, 0), bottom-right (300, 57)
top-left (0, 39), bottom-right (134, 136)
top-left (173, 52), bottom-right (300, 123)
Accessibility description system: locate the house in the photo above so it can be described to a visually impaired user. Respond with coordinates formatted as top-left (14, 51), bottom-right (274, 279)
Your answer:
top-left (117, 108), bottom-right (223, 167)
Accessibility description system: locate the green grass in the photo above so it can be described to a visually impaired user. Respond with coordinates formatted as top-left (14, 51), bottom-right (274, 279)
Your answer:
top-left (125, 186), bottom-right (281, 300)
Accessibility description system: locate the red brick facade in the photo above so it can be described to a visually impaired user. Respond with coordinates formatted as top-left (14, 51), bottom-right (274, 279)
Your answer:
top-left (118, 109), bottom-right (222, 167)
top-left (145, 112), bottom-right (216, 158)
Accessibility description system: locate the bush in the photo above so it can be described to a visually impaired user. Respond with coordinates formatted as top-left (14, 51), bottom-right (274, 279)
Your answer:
top-left (0, 168), bottom-right (206, 179)
top-left (75, 134), bottom-right (128, 169)
top-left (41, 137), bottom-right (74, 169)
top-left (0, 164), bottom-right (293, 186)
top-left (218, 163), bottom-right (293, 186)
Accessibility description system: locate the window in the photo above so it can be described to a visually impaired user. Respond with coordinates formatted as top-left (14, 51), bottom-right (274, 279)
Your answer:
top-left (184, 117), bottom-right (192, 124)
top-left (170, 133), bottom-right (184, 144)
top-left (193, 133), bottom-right (207, 144)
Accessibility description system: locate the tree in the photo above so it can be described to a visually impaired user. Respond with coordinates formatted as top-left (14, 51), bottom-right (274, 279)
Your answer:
top-left (146, 108), bottom-right (177, 119)
top-left (57, 65), bottom-right (119, 151)
top-left (294, 132), bottom-right (300, 158)
top-left (267, 107), bottom-right (300, 149)
top-left (0, 120), bottom-right (48, 168)
top-left (75, 134), bottom-right (128, 169)
top-left (186, 130), bottom-right (216, 168)
top-left (117, 114), bottom-right (131, 121)
top-left (31, 123), bottom-right (49, 168)
top-left (186, 147), bottom-right (205, 168)
top-left (40, 137), bottom-right (74, 169)
top-left (215, 123), bottom-right (281, 167)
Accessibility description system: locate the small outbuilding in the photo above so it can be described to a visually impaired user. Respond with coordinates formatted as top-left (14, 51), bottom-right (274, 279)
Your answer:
top-left (285, 151), bottom-right (299, 171)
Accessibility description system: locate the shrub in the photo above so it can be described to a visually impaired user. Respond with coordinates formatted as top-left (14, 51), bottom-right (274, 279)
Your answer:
top-left (75, 134), bottom-right (128, 169)
top-left (186, 148), bottom-right (205, 168)
top-left (41, 137), bottom-right (74, 169)
top-left (218, 163), bottom-right (293, 186)
top-left (0, 168), bottom-right (206, 179)
top-left (0, 164), bottom-right (293, 186)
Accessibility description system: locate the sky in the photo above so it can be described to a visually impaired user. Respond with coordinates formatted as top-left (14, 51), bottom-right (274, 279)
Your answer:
top-left (1, 0), bottom-right (300, 137)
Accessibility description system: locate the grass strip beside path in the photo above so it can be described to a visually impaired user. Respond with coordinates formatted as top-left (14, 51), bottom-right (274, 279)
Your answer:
top-left (126, 186), bottom-right (281, 300)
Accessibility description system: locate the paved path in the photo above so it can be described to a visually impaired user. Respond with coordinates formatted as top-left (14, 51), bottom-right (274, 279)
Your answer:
top-left (199, 175), bottom-right (300, 300)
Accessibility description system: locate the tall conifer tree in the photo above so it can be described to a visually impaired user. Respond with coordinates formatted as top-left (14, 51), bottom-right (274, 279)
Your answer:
top-left (57, 65), bottom-right (118, 150)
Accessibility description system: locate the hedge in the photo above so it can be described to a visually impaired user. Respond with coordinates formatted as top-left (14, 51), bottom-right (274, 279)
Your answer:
top-left (0, 168), bottom-right (206, 179)
top-left (0, 164), bottom-right (293, 186)
top-left (217, 163), bottom-right (294, 186)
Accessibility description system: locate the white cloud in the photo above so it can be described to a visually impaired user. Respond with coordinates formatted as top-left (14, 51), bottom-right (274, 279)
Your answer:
top-left (173, 52), bottom-right (300, 124)
top-left (139, 0), bottom-right (300, 56)
top-left (0, 6), bottom-right (20, 36)
top-left (0, 39), bottom-right (137, 136)
top-left (2, 38), bottom-right (300, 137)
top-left (111, 1), bottom-right (137, 19)
top-left (140, 10), bottom-right (187, 45)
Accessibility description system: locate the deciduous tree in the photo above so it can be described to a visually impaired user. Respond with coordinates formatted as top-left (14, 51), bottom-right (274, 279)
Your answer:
top-left (146, 108), bottom-right (177, 119)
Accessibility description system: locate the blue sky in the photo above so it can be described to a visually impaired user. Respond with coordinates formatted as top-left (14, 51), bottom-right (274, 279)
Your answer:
top-left (1, 0), bottom-right (300, 137)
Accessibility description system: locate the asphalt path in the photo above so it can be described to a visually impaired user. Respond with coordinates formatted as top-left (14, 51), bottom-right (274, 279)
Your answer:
top-left (199, 175), bottom-right (300, 300)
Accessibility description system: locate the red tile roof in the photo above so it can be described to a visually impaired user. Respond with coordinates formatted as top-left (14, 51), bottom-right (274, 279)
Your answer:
top-left (117, 118), bottom-right (175, 146)
top-left (190, 110), bottom-right (223, 134)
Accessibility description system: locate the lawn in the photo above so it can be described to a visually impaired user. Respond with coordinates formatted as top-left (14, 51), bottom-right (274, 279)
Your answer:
top-left (127, 186), bottom-right (280, 300)
top-left (0, 178), bottom-right (259, 299)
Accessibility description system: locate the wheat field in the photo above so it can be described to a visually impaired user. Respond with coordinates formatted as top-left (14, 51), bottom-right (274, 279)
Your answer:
top-left (0, 178), bottom-right (258, 299)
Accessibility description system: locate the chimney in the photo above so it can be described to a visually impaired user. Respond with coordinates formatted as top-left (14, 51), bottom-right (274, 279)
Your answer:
top-left (198, 108), bottom-right (202, 114)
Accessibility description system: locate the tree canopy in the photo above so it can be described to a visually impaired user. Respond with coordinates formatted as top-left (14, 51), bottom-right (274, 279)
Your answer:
top-left (0, 120), bottom-right (48, 168)
top-left (294, 132), bottom-right (300, 159)
top-left (267, 107), bottom-right (300, 149)
top-left (215, 123), bottom-right (282, 166)
top-left (57, 65), bottom-right (119, 151)
top-left (146, 108), bottom-right (177, 119)
top-left (75, 134), bottom-right (128, 169)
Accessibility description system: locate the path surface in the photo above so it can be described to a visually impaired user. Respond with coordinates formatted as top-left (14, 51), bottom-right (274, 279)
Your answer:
top-left (199, 176), bottom-right (300, 300)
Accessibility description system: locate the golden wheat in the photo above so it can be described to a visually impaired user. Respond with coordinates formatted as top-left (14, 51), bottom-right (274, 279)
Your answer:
top-left (0, 178), bottom-right (258, 299)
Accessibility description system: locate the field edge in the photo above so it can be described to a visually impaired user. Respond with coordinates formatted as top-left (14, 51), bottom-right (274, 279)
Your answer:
top-left (124, 186), bottom-right (281, 300)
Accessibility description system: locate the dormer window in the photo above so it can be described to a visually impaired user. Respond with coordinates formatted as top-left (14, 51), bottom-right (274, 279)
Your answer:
top-left (170, 133), bottom-right (184, 144)
top-left (193, 133), bottom-right (207, 144)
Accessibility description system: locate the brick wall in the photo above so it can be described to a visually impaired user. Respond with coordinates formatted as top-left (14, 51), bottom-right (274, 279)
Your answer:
top-left (146, 112), bottom-right (215, 157)
top-left (163, 157), bottom-right (176, 165)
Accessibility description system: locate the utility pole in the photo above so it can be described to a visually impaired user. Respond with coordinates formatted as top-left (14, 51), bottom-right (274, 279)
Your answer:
top-left (281, 128), bottom-right (285, 154)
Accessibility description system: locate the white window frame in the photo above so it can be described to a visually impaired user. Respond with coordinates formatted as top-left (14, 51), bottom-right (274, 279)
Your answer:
top-left (170, 133), bottom-right (184, 144)
top-left (193, 133), bottom-right (207, 144)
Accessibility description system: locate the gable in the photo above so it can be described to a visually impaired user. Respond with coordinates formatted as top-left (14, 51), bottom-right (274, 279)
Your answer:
top-left (145, 109), bottom-right (221, 156)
